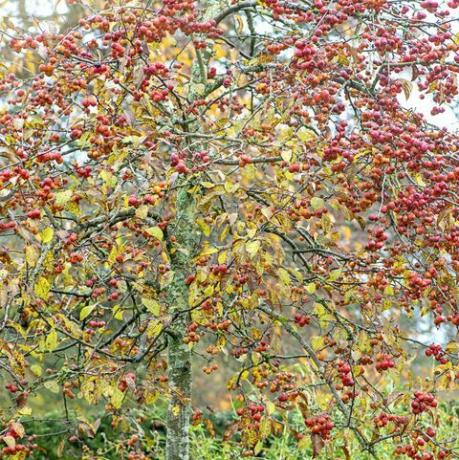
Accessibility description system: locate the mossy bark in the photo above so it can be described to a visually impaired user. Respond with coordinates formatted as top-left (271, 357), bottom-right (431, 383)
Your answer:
top-left (166, 185), bottom-right (198, 460)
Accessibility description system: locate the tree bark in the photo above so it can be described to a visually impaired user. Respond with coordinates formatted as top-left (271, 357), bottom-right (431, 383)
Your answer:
top-left (166, 185), bottom-right (198, 460)
top-left (165, 2), bottom-right (218, 456)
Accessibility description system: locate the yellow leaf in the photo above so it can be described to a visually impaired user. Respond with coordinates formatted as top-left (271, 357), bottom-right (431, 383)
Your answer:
top-left (218, 251), bottom-right (227, 264)
top-left (278, 268), bottom-right (291, 285)
top-left (17, 406), bottom-right (32, 415)
top-left (30, 364), bottom-right (42, 376)
top-left (305, 283), bottom-right (316, 294)
top-left (199, 243), bottom-right (218, 257)
top-left (311, 336), bottom-right (325, 351)
top-left (172, 404), bottom-right (181, 417)
top-left (297, 127), bottom-right (316, 143)
top-left (246, 240), bottom-right (261, 258)
top-left (328, 269), bottom-right (342, 282)
top-left (281, 150), bottom-right (292, 163)
top-left (80, 304), bottom-right (96, 321)
top-left (224, 180), bottom-right (239, 193)
top-left (25, 245), bottom-right (39, 266)
top-left (45, 329), bottom-right (58, 351)
top-left (146, 320), bottom-right (162, 338)
top-left (196, 218), bottom-right (211, 237)
top-left (54, 190), bottom-right (73, 206)
top-left (3, 435), bottom-right (15, 448)
top-left (44, 379), bottom-right (60, 393)
top-left (445, 341), bottom-right (459, 354)
top-left (145, 390), bottom-right (159, 405)
top-left (135, 205), bottom-right (149, 219)
top-left (34, 277), bottom-right (51, 300)
top-left (146, 226), bottom-right (163, 240)
top-left (100, 170), bottom-right (117, 187)
top-left (113, 305), bottom-right (123, 321)
top-left (266, 401), bottom-right (276, 415)
top-left (142, 298), bottom-right (161, 316)
top-left (111, 387), bottom-right (125, 409)
top-left (40, 227), bottom-right (54, 243)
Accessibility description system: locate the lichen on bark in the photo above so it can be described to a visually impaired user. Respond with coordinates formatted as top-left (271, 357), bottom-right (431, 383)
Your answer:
top-left (165, 183), bottom-right (198, 460)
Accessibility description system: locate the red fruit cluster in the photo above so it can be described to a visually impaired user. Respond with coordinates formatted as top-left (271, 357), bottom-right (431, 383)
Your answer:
top-left (211, 264), bottom-right (228, 276)
top-left (305, 414), bottom-right (334, 439)
top-left (366, 227), bottom-right (389, 251)
top-left (88, 320), bottom-right (105, 328)
top-left (245, 403), bottom-right (265, 422)
top-left (336, 360), bottom-right (354, 387)
top-left (2, 444), bottom-right (28, 456)
top-left (294, 313), bottom-right (310, 327)
top-left (375, 353), bottom-right (395, 372)
top-left (36, 151), bottom-right (63, 164)
top-left (374, 411), bottom-right (408, 428)
top-left (184, 322), bottom-right (200, 344)
top-left (411, 391), bottom-right (437, 415)
top-left (425, 344), bottom-right (448, 364)
top-left (128, 195), bottom-right (141, 207)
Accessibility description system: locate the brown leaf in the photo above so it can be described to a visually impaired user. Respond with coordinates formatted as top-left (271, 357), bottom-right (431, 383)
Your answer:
top-left (311, 433), bottom-right (324, 458)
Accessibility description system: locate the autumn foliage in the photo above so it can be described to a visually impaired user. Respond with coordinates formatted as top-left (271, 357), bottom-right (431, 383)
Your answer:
top-left (0, 0), bottom-right (459, 458)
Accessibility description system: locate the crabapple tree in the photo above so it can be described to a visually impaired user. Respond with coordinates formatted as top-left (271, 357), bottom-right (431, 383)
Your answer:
top-left (0, 0), bottom-right (458, 459)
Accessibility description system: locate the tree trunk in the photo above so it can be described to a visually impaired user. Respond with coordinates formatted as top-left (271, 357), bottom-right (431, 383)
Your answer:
top-left (165, 3), bottom-right (218, 456)
top-left (166, 185), bottom-right (198, 460)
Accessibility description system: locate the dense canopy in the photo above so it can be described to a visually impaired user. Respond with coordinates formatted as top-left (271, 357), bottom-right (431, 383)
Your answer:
top-left (0, 0), bottom-right (458, 459)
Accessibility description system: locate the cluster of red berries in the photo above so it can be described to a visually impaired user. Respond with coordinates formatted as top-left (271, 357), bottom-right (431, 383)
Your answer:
top-left (366, 227), bottom-right (389, 251)
top-left (36, 151), bottom-right (63, 164)
top-left (374, 411), bottom-right (408, 428)
top-left (336, 360), bottom-right (354, 387)
top-left (375, 353), bottom-right (395, 372)
top-left (294, 312), bottom-right (310, 327)
top-left (425, 344), bottom-right (448, 364)
top-left (184, 322), bottom-right (200, 344)
top-left (170, 152), bottom-right (189, 175)
top-left (87, 320), bottom-right (106, 329)
top-left (236, 403), bottom-right (265, 422)
top-left (210, 264), bottom-right (228, 276)
top-left (305, 414), bottom-right (334, 439)
top-left (2, 444), bottom-right (29, 456)
top-left (202, 363), bottom-right (218, 374)
top-left (411, 391), bottom-right (437, 414)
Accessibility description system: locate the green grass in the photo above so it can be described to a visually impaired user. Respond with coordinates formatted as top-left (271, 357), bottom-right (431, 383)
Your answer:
top-left (21, 399), bottom-right (459, 459)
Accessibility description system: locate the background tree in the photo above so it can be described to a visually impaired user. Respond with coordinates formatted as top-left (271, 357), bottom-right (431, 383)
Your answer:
top-left (0, 0), bottom-right (458, 459)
